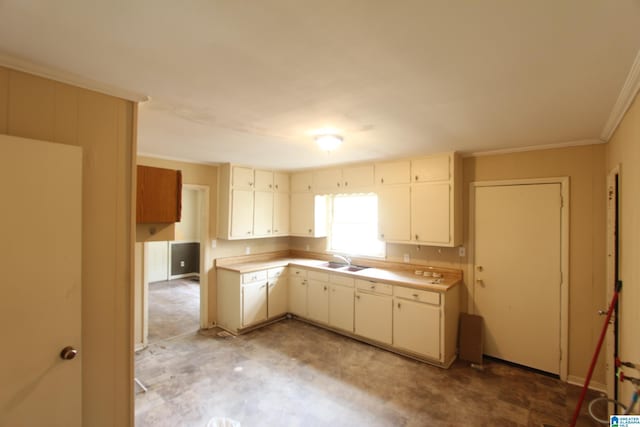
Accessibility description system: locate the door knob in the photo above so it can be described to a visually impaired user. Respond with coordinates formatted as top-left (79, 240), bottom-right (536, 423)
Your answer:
top-left (60, 346), bottom-right (78, 360)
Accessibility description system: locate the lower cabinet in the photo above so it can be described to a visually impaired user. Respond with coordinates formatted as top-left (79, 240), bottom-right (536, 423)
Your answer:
top-left (354, 287), bottom-right (393, 345)
top-left (288, 268), bottom-right (308, 317)
top-left (393, 298), bottom-right (440, 359)
top-left (218, 264), bottom-right (460, 367)
top-left (267, 267), bottom-right (288, 319)
top-left (329, 284), bottom-right (354, 332)
top-left (242, 281), bottom-right (267, 327)
top-left (307, 279), bottom-right (329, 324)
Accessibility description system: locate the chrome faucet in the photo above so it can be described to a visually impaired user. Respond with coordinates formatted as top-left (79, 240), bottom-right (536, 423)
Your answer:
top-left (334, 254), bottom-right (351, 266)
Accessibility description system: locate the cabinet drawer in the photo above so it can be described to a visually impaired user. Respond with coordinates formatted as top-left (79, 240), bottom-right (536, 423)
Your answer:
top-left (356, 279), bottom-right (393, 295)
top-left (242, 270), bottom-right (267, 284)
top-left (308, 270), bottom-right (329, 282)
top-left (394, 286), bottom-right (440, 305)
top-left (290, 267), bottom-right (308, 278)
top-left (330, 274), bottom-right (355, 287)
top-left (268, 267), bottom-right (287, 279)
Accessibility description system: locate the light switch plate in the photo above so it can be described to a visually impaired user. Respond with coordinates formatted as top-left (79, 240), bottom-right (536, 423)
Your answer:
top-left (403, 254), bottom-right (410, 262)
top-left (458, 246), bottom-right (466, 257)
top-left (245, 246), bottom-right (251, 255)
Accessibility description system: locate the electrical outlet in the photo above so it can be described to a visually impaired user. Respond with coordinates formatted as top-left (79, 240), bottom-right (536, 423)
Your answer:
top-left (458, 246), bottom-right (466, 257)
top-left (211, 239), bottom-right (217, 249)
top-left (180, 260), bottom-right (185, 267)
top-left (245, 246), bottom-right (251, 255)
top-left (403, 254), bottom-right (410, 263)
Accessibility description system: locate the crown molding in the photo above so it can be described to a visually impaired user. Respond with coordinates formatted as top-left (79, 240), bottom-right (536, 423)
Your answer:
top-left (0, 51), bottom-right (149, 103)
top-left (136, 152), bottom-right (221, 167)
top-left (464, 139), bottom-right (604, 158)
top-left (601, 48), bottom-right (640, 141)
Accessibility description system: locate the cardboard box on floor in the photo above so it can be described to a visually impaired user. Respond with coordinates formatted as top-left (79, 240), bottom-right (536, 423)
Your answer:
top-left (459, 313), bottom-right (483, 365)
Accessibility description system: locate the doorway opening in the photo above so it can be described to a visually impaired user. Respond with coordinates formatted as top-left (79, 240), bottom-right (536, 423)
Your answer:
top-left (605, 166), bottom-right (621, 401)
top-left (141, 184), bottom-right (210, 345)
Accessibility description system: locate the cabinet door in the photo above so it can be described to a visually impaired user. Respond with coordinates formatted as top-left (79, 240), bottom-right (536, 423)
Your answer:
top-left (411, 183), bottom-right (451, 244)
top-left (288, 277), bottom-right (307, 317)
top-left (378, 186), bottom-right (411, 241)
top-left (307, 280), bottom-right (329, 323)
top-left (136, 165), bottom-right (182, 223)
top-left (374, 160), bottom-right (410, 185)
top-left (273, 192), bottom-right (290, 235)
top-left (290, 193), bottom-right (313, 236)
top-left (393, 299), bottom-right (440, 359)
top-left (268, 276), bottom-right (288, 318)
top-left (253, 191), bottom-right (273, 236)
top-left (231, 189), bottom-right (254, 237)
top-left (412, 154), bottom-right (450, 183)
top-left (274, 172), bottom-right (290, 192)
top-left (232, 166), bottom-right (254, 189)
top-left (342, 165), bottom-right (374, 190)
top-left (329, 284), bottom-right (354, 332)
top-left (242, 281), bottom-right (267, 327)
top-left (254, 170), bottom-right (274, 191)
top-left (291, 172), bottom-right (313, 192)
top-left (313, 168), bottom-right (342, 193)
top-left (354, 292), bottom-right (392, 344)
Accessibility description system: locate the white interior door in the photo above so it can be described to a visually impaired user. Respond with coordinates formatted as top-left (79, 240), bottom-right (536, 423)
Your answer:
top-left (474, 183), bottom-right (562, 374)
top-left (0, 135), bottom-right (82, 426)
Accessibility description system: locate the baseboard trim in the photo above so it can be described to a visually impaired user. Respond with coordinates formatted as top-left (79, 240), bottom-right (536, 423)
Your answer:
top-left (567, 375), bottom-right (607, 394)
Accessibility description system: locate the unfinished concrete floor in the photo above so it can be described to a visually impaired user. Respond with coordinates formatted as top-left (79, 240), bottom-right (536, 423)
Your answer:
top-left (135, 319), bottom-right (601, 426)
top-left (148, 277), bottom-right (200, 343)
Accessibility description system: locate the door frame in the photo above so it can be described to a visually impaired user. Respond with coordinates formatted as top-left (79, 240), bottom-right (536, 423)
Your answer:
top-left (141, 183), bottom-right (210, 344)
top-left (605, 165), bottom-right (620, 400)
top-left (468, 177), bottom-right (569, 381)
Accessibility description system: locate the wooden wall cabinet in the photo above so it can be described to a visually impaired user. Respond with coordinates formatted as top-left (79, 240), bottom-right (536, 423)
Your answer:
top-left (136, 165), bottom-right (182, 224)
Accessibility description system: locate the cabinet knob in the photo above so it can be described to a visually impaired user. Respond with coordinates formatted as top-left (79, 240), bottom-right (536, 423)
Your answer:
top-left (307, 185), bottom-right (311, 190)
top-left (380, 178), bottom-right (384, 184)
top-left (269, 184), bottom-right (272, 188)
top-left (380, 233), bottom-right (384, 239)
top-left (247, 231), bottom-right (252, 235)
top-left (356, 295), bottom-right (360, 300)
top-left (274, 229), bottom-right (279, 233)
top-left (337, 182), bottom-right (341, 187)
top-left (415, 234), bottom-right (419, 240)
top-left (370, 285), bottom-right (376, 290)
top-left (397, 303), bottom-right (401, 309)
top-left (267, 229), bottom-right (271, 233)
top-left (477, 265), bottom-right (483, 272)
top-left (308, 229), bottom-right (312, 234)
top-left (412, 294), bottom-right (419, 298)
top-left (323, 286), bottom-right (327, 291)
top-left (275, 184), bottom-right (279, 189)
top-left (415, 175), bottom-right (419, 181)
top-left (344, 181), bottom-right (348, 187)
top-left (249, 182), bottom-right (253, 186)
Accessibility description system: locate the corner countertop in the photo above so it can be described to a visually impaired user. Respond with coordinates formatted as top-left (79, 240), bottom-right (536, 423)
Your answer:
top-left (216, 257), bottom-right (461, 292)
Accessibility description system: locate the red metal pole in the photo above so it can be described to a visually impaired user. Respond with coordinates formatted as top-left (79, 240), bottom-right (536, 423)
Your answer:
top-left (569, 286), bottom-right (621, 426)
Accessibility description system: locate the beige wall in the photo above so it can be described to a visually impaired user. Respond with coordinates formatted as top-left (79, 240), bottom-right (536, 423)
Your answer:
top-left (176, 187), bottom-right (200, 242)
top-left (463, 144), bottom-right (607, 384)
top-left (0, 67), bottom-right (135, 426)
top-left (606, 92), bottom-right (640, 403)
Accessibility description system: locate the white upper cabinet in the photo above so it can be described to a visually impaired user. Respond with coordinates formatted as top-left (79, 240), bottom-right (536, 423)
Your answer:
top-left (411, 154), bottom-right (450, 183)
top-left (342, 165), bottom-right (374, 190)
top-left (290, 193), bottom-right (327, 237)
top-left (232, 166), bottom-right (254, 189)
top-left (375, 160), bottom-right (411, 185)
top-left (411, 183), bottom-right (451, 245)
top-left (291, 172), bottom-right (313, 192)
top-left (274, 172), bottom-right (290, 192)
top-left (312, 168), bottom-right (342, 193)
top-left (254, 169), bottom-right (274, 191)
top-left (218, 164), bottom-right (291, 240)
top-left (378, 186), bottom-right (411, 242)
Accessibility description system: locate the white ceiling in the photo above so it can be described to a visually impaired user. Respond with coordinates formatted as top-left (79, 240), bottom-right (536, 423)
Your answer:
top-left (1, 1), bottom-right (640, 169)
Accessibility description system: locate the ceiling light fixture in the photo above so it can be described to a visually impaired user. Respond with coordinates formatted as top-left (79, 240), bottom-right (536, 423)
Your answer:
top-left (315, 134), bottom-right (343, 152)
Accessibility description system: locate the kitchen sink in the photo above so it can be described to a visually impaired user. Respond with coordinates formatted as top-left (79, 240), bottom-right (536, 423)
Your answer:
top-left (320, 262), bottom-right (369, 272)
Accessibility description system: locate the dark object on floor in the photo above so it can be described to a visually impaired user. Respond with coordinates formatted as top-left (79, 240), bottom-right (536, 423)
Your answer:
top-left (459, 313), bottom-right (484, 365)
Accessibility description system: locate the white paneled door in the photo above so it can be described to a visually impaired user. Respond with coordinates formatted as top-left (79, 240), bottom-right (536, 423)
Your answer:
top-left (0, 135), bottom-right (82, 426)
top-left (474, 183), bottom-right (562, 374)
